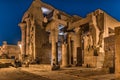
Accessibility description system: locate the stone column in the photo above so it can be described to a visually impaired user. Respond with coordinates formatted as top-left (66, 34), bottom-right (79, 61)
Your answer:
top-left (25, 18), bottom-right (30, 55)
top-left (115, 27), bottom-right (120, 78)
top-left (18, 23), bottom-right (26, 59)
top-left (51, 29), bottom-right (58, 67)
top-left (68, 34), bottom-right (72, 65)
top-left (62, 42), bottom-right (69, 67)
top-left (73, 27), bottom-right (82, 66)
top-left (17, 41), bottom-right (22, 61)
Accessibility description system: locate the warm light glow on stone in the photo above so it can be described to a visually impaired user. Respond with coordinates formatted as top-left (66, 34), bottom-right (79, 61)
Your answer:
top-left (41, 7), bottom-right (52, 14)
top-left (19, 44), bottom-right (22, 49)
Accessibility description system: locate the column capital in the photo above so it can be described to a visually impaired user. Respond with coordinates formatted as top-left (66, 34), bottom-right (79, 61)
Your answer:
top-left (18, 22), bottom-right (27, 30)
top-left (74, 27), bottom-right (81, 33)
top-left (24, 18), bottom-right (30, 22)
top-left (68, 33), bottom-right (71, 38)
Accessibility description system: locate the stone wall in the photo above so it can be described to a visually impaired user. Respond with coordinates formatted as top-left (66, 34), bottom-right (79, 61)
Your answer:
top-left (0, 42), bottom-right (20, 59)
top-left (103, 35), bottom-right (115, 73)
top-left (104, 13), bottom-right (120, 37)
top-left (35, 25), bottom-right (51, 64)
top-left (115, 27), bottom-right (120, 77)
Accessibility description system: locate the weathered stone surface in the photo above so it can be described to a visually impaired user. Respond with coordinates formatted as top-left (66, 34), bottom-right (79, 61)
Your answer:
top-left (62, 43), bottom-right (68, 67)
top-left (115, 27), bottom-right (120, 77)
top-left (0, 41), bottom-right (20, 59)
top-left (103, 35), bottom-right (115, 73)
top-left (18, 0), bottom-right (120, 71)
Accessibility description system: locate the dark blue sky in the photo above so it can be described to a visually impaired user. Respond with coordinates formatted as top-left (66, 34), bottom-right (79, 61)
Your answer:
top-left (0, 0), bottom-right (120, 45)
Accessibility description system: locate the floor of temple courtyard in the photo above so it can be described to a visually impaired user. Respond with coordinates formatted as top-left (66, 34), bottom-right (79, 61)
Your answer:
top-left (0, 65), bottom-right (117, 80)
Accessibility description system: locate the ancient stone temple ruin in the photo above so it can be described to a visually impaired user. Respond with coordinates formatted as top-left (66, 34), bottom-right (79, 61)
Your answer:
top-left (18, 0), bottom-right (120, 72)
top-left (0, 41), bottom-right (21, 59)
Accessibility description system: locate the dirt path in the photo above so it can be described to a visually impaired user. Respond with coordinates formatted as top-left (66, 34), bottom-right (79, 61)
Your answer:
top-left (0, 67), bottom-right (51, 80)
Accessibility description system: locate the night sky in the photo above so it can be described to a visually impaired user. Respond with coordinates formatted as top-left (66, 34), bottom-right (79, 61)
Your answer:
top-left (0, 0), bottom-right (120, 45)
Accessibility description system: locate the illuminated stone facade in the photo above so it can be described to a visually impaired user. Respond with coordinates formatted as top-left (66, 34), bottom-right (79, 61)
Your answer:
top-left (115, 27), bottom-right (120, 77)
top-left (19, 0), bottom-right (120, 70)
top-left (103, 35), bottom-right (115, 73)
top-left (0, 41), bottom-right (20, 59)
